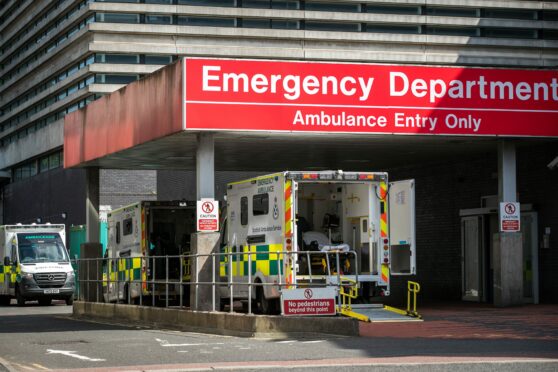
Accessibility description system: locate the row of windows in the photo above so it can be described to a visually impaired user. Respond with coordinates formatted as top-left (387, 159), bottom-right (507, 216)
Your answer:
top-left (1, 54), bottom-right (166, 123)
top-left (0, 14), bottom-right (95, 87)
top-left (1, 55), bottom-right (95, 120)
top-left (2, 0), bottom-right (66, 55)
top-left (0, 0), bottom-right (27, 27)
top-left (0, 95), bottom-right (101, 149)
top-left (1, 73), bottom-right (96, 133)
top-left (1, 73), bottom-right (140, 135)
top-left (96, 0), bottom-right (558, 21)
top-left (2, 0), bottom-right (92, 69)
top-left (12, 150), bottom-right (64, 182)
top-left (95, 12), bottom-right (558, 40)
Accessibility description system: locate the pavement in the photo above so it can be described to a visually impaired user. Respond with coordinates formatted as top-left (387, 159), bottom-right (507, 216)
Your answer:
top-left (0, 300), bottom-right (556, 371)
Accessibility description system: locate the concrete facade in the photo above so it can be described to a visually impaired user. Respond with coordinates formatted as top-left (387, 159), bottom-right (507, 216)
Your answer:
top-left (0, 0), bottom-right (557, 305)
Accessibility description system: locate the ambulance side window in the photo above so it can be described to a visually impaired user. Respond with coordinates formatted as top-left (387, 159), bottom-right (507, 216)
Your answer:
top-left (241, 197), bottom-right (248, 226)
top-left (116, 222), bottom-right (121, 244)
top-left (253, 193), bottom-right (269, 216)
top-left (123, 218), bottom-right (133, 236)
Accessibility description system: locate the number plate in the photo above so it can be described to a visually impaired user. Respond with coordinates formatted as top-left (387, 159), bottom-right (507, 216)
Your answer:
top-left (43, 289), bottom-right (60, 294)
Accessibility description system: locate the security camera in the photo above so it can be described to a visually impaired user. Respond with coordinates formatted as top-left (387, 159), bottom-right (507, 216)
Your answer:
top-left (548, 156), bottom-right (558, 170)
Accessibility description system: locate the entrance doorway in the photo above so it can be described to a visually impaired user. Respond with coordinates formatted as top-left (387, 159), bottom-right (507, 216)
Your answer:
top-left (460, 204), bottom-right (539, 304)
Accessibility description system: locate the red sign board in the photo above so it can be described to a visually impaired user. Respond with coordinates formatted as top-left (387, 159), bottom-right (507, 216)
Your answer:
top-left (282, 288), bottom-right (336, 316)
top-left (183, 58), bottom-right (558, 137)
top-left (197, 199), bottom-right (219, 232)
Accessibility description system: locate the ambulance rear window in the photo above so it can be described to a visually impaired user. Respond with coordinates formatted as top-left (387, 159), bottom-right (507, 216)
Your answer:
top-left (253, 193), bottom-right (269, 216)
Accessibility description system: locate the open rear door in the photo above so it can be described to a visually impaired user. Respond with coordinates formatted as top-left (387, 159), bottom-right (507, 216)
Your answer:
top-left (388, 179), bottom-right (416, 275)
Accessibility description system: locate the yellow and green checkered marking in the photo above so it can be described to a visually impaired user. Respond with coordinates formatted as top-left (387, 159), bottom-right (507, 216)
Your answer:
top-left (220, 244), bottom-right (284, 277)
top-left (103, 257), bottom-right (142, 286)
top-left (0, 264), bottom-right (19, 284)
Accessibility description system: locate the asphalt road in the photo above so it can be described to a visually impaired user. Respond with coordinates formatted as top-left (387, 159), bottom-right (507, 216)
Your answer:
top-left (0, 301), bottom-right (557, 372)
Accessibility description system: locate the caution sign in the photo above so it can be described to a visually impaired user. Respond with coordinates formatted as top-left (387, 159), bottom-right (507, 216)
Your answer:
top-left (197, 199), bottom-right (219, 232)
top-left (499, 202), bottom-right (520, 232)
top-left (281, 288), bottom-right (336, 316)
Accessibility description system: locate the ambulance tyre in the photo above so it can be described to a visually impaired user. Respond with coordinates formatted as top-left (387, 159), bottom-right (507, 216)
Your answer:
top-left (256, 285), bottom-right (278, 315)
top-left (15, 286), bottom-right (25, 307)
top-left (0, 296), bottom-right (10, 306)
top-left (66, 297), bottom-right (74, 306)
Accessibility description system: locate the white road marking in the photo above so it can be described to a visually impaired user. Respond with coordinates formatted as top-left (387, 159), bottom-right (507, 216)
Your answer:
top-left (46, 349), bottom-right (106, 362)
top-left (31, 363), bottom-right (50, 370)
top-left (302, 340), bottom-right (324, 344)
top-left (276, 340), bottom-right (297, 344)
top-left (177, 351), bottom-right (189, 353)
top-left (155, 338), bottom-right (224, 347)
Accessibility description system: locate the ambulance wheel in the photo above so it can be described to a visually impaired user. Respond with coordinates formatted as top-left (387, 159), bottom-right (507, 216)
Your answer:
top-left (65, 297), bottom-right (74, 306)
top-left (15, 287), bottom-right (25, 307)
top-left (256, 286), bottom-right (273, 315)
top-left (38, 298), bottom-right (52, 306)
top-left (0, 296), bottom-right (10, 306)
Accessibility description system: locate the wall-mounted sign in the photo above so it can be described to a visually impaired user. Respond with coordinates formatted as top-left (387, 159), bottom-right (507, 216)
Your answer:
top-left (197, 199), bottom-right (219, 232)
top-left (281, 287), bottom-right (336, 316)
top-left (183, 58), bottom-right (558, 137)
top-left (500, 202), bottom-right (520, 232)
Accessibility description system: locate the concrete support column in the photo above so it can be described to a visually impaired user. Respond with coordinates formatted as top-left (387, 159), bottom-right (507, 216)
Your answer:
top-left (196, 133), bottom-right (215, 200)
top-left (85, 168), bottom-right (100, 244)
top-left (190, 232), bottom-right (221, 311)
top-left (494, 141), bottom-right (522, 307)
top-left (192, 133), bottom-right (218, 311)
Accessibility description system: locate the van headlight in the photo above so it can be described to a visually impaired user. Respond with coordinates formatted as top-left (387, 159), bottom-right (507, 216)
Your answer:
top-left (20, 272), bottom-right (34, 280)
top-left (66, 272), bottom-right (75, 282)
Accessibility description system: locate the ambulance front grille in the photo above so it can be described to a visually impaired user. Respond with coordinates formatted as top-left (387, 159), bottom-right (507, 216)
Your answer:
top-left (34, 272), bottom-right (67, 288)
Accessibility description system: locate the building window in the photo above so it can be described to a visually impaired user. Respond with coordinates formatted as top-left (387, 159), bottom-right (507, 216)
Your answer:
top-left (425, 26), bottom-right (480, 37)
top-left (144, 55), bottom-right (173, 64)
top-left (96, 54), bottom-right (141, 64)
top-left (305, 21), bottom-right (360, 32)
top-left (146, 14), bottom-right (173, 24)
top-left (483, 8), bottom-right (537, 20)
top-left (305, 1), bottom-right (360, 13)
top-left (483, 28), bottom-right (537, 39)
top-left (96, 74), bottom-right (140, 84)
top-left (178, 0), bottom-right (235, 6)
top-left (366, 5), bottom-right (420, 15)
top-left (96, 13), bottom-right (141, 23)
top-left (271, 19), bottom-right (299, 29)
top-left (425, 7), bottom-right (479, 18)
top-left (366, 24), bottom-right (421, 34)
top-left (177, 16), bottom-right (236, 27)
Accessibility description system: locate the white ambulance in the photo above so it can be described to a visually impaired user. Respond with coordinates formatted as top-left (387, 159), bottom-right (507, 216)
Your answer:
top-left (0, 224), bottom-right (75, 306)
top-left (220, 170), bottom-right (415, 314)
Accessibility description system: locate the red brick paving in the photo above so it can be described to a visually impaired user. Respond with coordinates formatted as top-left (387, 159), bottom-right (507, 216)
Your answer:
top-left (360, 302), bottom-right (558, 340)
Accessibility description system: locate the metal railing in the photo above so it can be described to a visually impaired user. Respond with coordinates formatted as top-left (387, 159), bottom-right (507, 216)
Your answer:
top-left (73, 249), bottom-right (358, 315)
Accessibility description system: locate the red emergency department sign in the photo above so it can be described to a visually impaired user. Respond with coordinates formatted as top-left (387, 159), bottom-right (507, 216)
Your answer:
top-left (197, 199), bottom-right (219, 232)
top-left (281, 288), bottom-right (336, 316)
top-left (183, 58), bottom-right (558, 137)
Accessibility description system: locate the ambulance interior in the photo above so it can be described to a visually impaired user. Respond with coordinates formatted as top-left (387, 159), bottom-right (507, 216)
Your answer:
top-left (295, 182), bottom-right (377, 278)
top-left (148, 207), bottom-right (196, 281)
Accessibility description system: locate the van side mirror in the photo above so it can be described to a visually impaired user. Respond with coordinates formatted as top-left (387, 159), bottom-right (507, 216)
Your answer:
top-left (4, 256), bottom-right (11, 266)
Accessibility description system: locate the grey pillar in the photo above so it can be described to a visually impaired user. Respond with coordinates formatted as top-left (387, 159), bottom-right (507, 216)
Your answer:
top-left (196, 133), bottom-right (215, 200)
top-left (494, 141), bottom-right (523, 307)
top-left (85, 168), bottom-right (100, 244)
top-left (192, 133), bottom-right (218, 310)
